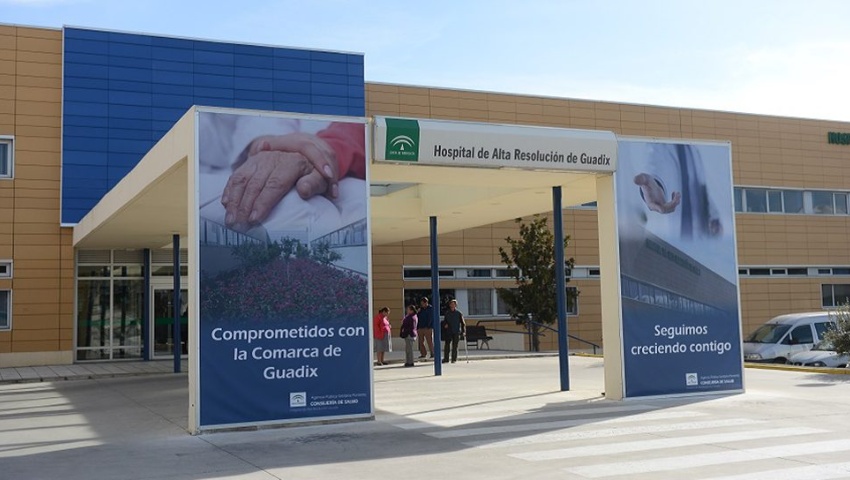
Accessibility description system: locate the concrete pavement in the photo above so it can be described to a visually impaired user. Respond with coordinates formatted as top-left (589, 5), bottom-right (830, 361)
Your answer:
top-left (0, 347), bottom-right (549, 384)
top-left (3, 356), bottom-right (850, 479)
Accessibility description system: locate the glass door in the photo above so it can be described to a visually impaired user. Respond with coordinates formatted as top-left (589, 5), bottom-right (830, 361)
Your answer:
top-left (152, 287), bottom-right (189, 359)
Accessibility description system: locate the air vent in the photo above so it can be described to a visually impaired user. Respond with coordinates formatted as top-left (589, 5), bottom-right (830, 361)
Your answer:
top-left (113, 250), bottom-right (143, 263)
top-left (77, 250), bottom-right (111, 263)
top-left (151, 249), bottom-right (188, 264)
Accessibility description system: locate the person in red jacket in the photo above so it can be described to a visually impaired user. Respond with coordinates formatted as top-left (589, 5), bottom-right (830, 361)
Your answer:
top-left (221, 122), bottom-right (366, 231)
top-left (373, 307), bottom-right (392, 366)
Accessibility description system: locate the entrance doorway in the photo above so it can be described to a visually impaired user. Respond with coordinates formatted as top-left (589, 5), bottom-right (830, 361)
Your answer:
top-left (151, 284), bottom-right (188, 359)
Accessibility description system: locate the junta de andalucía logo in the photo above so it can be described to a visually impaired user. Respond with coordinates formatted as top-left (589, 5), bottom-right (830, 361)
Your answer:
top-left (385, 118), bottom-right (420, 161)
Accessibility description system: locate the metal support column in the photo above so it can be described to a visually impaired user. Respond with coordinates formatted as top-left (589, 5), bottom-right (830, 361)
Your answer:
top-left (143, 248), bottom-right (151, 360)
top-left (553, 186), bottom-right (570, 391)
top-left (172, 234), bottom-right (181, 374)
top-left (431, 216), bottom-right (442, 376)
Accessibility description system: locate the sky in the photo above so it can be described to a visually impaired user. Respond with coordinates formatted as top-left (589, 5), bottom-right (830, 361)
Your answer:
top-left (3, 0), bottom-right (849, 122)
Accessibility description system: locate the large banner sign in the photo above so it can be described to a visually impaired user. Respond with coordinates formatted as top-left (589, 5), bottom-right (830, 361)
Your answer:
top-left (616, 139), bottom-right (743, 397)
top-left (196, 109), bottom-right (371, 428)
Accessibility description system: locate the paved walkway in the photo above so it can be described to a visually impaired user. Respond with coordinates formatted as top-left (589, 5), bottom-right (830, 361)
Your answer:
top-left (0, 348), bottom-right (553, 384)
top-left (3, 355), bottom-right (850, 479)
top-left (2, 348), bottom-right (847, 385)
top-left (0, 360), bottom-right (187, 383)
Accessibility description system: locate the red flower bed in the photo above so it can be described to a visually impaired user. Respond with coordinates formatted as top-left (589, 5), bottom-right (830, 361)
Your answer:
top-left (201, 258), bottom-right (368, 322)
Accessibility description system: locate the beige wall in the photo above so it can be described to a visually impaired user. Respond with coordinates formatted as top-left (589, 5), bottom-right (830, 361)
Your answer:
top-left (0, 25), bottom-right (73, 366)
top-left (2, 27), bottom-right (850, 362)
top-left (366, 83), bottom-right (850, 350)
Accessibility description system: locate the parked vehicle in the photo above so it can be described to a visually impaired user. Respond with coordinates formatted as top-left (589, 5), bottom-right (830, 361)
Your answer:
top-left (786, 340), bottom-right (849, 368)
top-left (743, 312), bottom-right (836, 363)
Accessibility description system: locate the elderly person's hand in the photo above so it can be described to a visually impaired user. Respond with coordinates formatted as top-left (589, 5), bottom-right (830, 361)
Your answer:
top-left (221, 134), bottom-right (339, 231)
top-left (245, 133), bottom-right (340, 198)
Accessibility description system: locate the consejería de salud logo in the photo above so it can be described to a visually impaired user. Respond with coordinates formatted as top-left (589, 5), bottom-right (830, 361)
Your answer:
top-left (385, 118), bottom-right (420, 161)
top-left (290, 391), bottom-right (307, 408)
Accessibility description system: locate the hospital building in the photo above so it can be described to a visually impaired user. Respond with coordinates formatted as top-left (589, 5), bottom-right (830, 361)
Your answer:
top-left (1, 23), bottom-right (849, 368)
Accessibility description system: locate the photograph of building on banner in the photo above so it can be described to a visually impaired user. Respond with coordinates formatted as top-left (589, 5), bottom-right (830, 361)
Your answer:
top-left (196, 110), bottom-right (371, 427)
top-left (616, 139), bottom-right (742, 398)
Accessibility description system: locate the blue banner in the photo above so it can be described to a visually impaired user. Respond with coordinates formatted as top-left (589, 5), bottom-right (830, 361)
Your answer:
top-left (196, 110), bottom-right (370, 427)
top-left (616, 140), bottom-right (742, 397)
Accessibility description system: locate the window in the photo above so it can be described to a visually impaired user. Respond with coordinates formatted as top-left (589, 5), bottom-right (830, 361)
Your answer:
top-left (77, 250), bottom-right (145, 361)
top-left (783, 325), bottom-right (813, 345)
top-left (403, 289), bottom-right (456, 316)
top-left (767, 190), bottom-right (783, 213)
top-left (0, 138), bottom-right (13, 178)
top-left (822, 284), bottom-right (850, 308)
top-left (734, 187), bottom-right (848, 215)
top-left (0, 290), bottom-right (9, 330)
top-left (491, 287), bottom-right (577, 316)
top-left (0, 261), bottom-right (11, 278)
top-left (494, 268), bottom-right (516, 278)
top-left (783, 191), bottom-right (804, 213)
top-left (815, 322), bottom-right (834, 339)
top-left (403, 268), bottom-right (454, 279)
top-left (567, 286), bottom-right (578, 316)
top-left (837, 193), bottom-right (849, 214)
top-left (496, 289), bottom-right (514, 315)
top-left (467, 269), bottom-right (493, 278)
top-left (468, 289), bottom-right (493, 315)
top-left (745, 189), bottom-right (767, 212)
top-left (811, 191), bottom-right (834, 214)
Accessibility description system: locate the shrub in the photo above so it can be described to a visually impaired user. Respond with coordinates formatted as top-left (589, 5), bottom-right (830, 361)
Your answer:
top-left (824, 302), bottom-right (850, 356)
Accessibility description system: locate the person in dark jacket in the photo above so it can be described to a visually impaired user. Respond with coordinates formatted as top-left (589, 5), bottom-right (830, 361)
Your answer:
top-left (441, 299), bottom-right (465, 364)
top-left (417, 297), bottom-right (435, 359)
top-left (400, 305), bottom-right (418, 367)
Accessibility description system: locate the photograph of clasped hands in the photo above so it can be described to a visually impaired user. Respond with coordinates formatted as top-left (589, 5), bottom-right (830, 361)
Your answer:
top-left (198, 111), bottom-right (367, 245)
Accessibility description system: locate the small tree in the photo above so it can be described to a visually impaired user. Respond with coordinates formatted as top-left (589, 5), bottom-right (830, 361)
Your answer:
top-left (824, 302), bottom-right (850, 356)
top-left (497, 215), bottom-right (577, 351)
top-left (311, 241), bottom-right (343, 265)
top-left (279, 237), bottom-right (311, 260)
top-left (231, 241), bottom-right (283, 269)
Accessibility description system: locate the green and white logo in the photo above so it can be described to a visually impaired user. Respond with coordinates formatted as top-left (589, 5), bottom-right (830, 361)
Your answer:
top-left (385, 118), bottom-right (420, 161)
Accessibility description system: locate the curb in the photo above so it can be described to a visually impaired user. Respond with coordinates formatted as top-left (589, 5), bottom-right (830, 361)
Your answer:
top-left (0, 370), bottom-right (188, 385)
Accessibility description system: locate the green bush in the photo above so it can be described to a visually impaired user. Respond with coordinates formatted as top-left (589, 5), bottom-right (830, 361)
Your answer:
top-left (824, 302), bottom-right (850, 356)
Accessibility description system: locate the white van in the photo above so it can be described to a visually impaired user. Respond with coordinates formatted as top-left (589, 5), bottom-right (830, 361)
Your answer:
top-left (743, 312), bottom-right (836, 363)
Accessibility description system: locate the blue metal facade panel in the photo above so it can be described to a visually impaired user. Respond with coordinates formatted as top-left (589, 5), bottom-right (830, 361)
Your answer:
top-left (62, 27), bottom-right (365, 224)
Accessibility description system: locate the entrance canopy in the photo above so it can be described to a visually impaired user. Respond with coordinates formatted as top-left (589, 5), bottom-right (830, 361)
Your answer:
top-left (72, 109), bottom-right (619, 248)
top-left (69, 107), bottom-right (744, 414)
